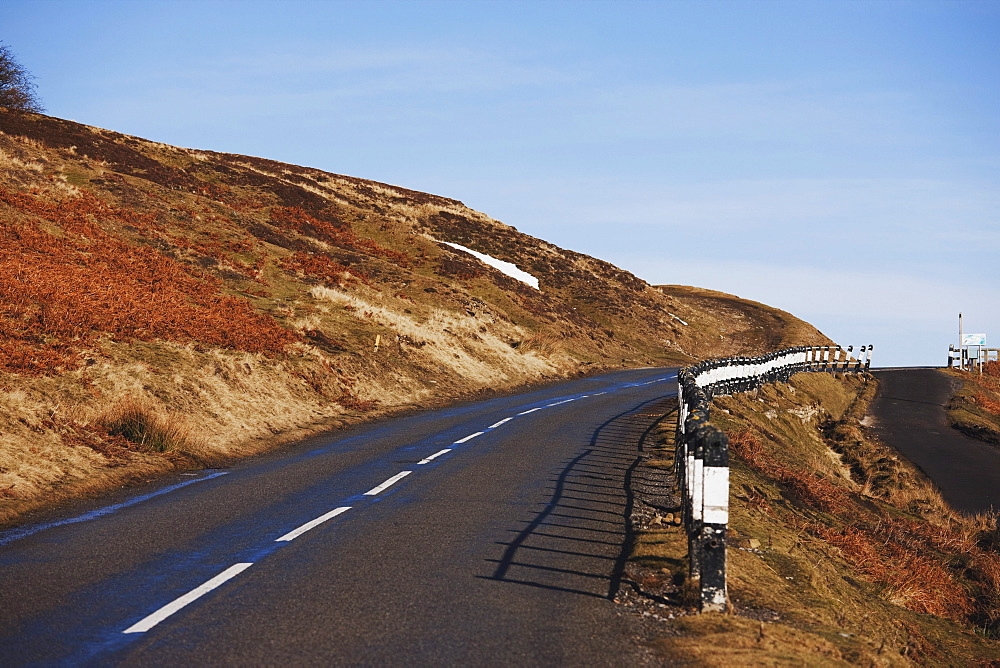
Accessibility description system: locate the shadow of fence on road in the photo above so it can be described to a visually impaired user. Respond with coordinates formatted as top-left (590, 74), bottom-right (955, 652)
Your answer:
top-left (483, 396), bottom-right (678, 600)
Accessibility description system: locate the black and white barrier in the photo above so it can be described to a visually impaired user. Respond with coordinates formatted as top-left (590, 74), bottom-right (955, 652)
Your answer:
top-left (675, 344), bottom-right (872, 612)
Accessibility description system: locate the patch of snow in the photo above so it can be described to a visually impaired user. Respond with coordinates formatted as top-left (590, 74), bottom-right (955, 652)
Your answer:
top-left (668, 313), bottom-right (688, 326)
top-left (437, 240), bottom-right (540, 290)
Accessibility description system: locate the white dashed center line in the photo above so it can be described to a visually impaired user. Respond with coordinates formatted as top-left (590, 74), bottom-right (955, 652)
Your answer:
top-left (119, 379), bottom-right (664, 636)
top-left (364, 470), bottom-right (413, 496)
top-left (275, 506), bottom-right (352, 542)
top-left (123, 562), bottom-right (254, 634)
top-left (546, 398), bottom-right (576, 407)
top-left (418, 449), bottom-right (452, 465)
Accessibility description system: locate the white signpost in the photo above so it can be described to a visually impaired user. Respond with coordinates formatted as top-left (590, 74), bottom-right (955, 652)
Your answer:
top-left (955, 313), bottom-right (987, 372)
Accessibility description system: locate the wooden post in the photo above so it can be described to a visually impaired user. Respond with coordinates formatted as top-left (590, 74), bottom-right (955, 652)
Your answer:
top-left (699, 425), bottom-right (729, 613)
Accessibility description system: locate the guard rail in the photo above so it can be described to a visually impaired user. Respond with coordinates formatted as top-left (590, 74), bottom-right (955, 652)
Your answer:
top-left (676, 344), bottom-right (872, 612)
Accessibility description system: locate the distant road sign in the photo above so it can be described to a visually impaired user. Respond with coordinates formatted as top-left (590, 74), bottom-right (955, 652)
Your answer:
top-left (963, 333), bottom-right (987, 346)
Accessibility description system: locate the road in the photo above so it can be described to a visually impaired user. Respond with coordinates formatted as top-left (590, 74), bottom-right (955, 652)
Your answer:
top-left (870, 368), bottom-right (1000, 514)
top-left (0, 367), bottom-right (678, 666)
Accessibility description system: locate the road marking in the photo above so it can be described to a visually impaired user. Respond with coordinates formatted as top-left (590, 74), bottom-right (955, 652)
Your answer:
top-left (364, 470), bottom-right (413, 496)
top-left (123, 562), bottom-right (253, 634)
top-left (275, 506), bottom-right (352, 542)
top-left (546, 398), bottom-right (576, 407)
top-left (110, 377), bottom-right (669, 633)
top-left (0, 471), bottom-right (229, 548)
top-left (418, 448), bottom-right (452, 465)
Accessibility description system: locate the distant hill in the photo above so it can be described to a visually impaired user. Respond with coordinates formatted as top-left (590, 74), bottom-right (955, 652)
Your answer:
top-left (0, 108), bottom-right (829, 523)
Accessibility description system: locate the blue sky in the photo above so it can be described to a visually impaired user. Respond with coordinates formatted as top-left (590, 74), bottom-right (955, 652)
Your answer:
top-left (4, 0), bottom-right (998, 366)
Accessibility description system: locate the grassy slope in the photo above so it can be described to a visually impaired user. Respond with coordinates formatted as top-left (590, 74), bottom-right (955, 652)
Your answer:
top-left (945, 361), bottom-right (1000, 446)
top-left (630, 373), bottom-right (1000, 665)
top-left (0, 108), bottom-right (831, 525)
top-left (656, 285), bottom-right (825, 355)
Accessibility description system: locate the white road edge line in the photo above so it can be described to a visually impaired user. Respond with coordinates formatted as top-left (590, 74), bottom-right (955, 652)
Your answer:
top-left (123, 562), bottom-right (254, 634)
top-left (453, 431), bottom-right (484, 444)
top-left (363, 470), bottom-right (413, 496)
top-left (275, 506), bottom-right (352, 542)
top-left (488, 417), bottom-right (513, 429)
top-left (418, 448), bottom-right (453, 465)
top-left (517, 407), bottom-right (543, 415)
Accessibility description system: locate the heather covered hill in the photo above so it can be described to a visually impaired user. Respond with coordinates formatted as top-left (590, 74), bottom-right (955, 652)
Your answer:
top-left (0, 108), bottom-right (828, 522)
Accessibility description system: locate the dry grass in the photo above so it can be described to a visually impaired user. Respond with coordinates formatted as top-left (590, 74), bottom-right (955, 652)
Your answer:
top-left (307, 284), bottom-right (560, 383)
top-left (95, 396), bottom-right (197, 453)
top-left (0, 187), bottom-right (300, 375)
top-left (729, 429), bottom-right (854, 514)
top-left (653, 614), bottom-right (850, 666)
top-left (945, 361), bottom-right (1000, 446)
top-left (656, 284), bottom-right (833, 356)
top-left (804, 521), bottom-right (974, 620)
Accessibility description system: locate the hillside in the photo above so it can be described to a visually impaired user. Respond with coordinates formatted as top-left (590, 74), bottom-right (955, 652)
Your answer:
top-left (0, 108), bottom-right (829, 524)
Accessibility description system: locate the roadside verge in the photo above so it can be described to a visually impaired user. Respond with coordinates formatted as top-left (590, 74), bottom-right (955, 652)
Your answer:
top-left (628, 372), bottom-right (1000, 664)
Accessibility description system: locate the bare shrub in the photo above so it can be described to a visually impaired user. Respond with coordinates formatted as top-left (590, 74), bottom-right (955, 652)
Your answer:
top-left (729, 429), bottom-right (766, 467)
top-left (0, 43), bottom-right (43, 113)
top-left (97, 398), bottom-right (194, 452)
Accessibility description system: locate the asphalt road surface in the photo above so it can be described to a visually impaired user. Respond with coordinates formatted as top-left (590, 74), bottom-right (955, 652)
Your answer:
top-left (0, 367), bottom-right (678, 666)
top-left (870, 368), bottom-right (1000, 514)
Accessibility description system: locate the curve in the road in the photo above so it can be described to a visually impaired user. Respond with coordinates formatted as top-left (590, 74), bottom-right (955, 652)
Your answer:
top-left (870, 368), bottom-right (1000, 514)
